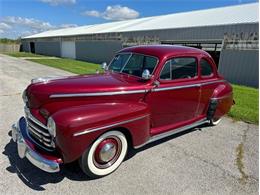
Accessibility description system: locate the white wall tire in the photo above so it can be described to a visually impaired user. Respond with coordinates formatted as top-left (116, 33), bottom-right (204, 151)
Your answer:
top-left (210, 117), bottom-right (222, 126)
top-left (80, 131), bottom-right (128, 178)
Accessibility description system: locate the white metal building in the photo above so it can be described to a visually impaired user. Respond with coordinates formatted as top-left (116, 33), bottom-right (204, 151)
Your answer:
top-left (21, 3), bottom-right (259, 87)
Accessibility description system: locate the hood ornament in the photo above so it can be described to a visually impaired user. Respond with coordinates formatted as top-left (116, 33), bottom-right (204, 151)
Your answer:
top-left (31, 76), bottom-right (68, 84)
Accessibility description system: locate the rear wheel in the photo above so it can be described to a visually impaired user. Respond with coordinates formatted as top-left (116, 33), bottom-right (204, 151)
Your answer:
top-left (210, 117), bottom-right (222, 126)
top-left (79, 131), bottom-right (128, 178)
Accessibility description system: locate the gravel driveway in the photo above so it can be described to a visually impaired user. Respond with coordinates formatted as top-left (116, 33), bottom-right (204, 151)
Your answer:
top-left (0, 54), bottom-right (258, 194)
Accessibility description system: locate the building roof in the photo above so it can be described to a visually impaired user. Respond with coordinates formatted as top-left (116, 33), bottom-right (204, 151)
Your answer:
top-left (23, 3), bottom-right (259, 39)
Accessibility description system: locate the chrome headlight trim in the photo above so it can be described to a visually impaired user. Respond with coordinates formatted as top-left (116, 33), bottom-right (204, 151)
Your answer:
top-left (22, 90), bottom-right (28, 104)
top-left (47, 117), bottom-right (56, 138)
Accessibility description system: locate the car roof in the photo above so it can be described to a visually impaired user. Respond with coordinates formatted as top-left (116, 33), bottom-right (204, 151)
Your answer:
top-left (118, 45), bottom-right (210, 59)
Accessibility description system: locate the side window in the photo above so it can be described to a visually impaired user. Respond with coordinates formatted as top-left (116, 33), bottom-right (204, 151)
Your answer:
top-left (122, 54), bottom-right (157, 77)
top-left (200, 59), bottom-right (214, 77)
top-left (160, 57), bottom-right (197, 80)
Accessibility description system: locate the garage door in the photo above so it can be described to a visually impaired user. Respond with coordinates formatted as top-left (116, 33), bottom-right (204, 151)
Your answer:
top-left (61, 41), bottom-right (76, 59)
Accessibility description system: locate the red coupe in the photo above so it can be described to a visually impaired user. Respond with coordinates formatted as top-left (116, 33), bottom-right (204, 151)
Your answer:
top-left (12, 45), bottom-right (234, 178)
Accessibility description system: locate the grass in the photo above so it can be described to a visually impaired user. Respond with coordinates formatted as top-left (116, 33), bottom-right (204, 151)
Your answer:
top-left (28, 58), bottom-right (101, 75)
top-left (6, 52), bottom-right (45, 57)
top-left (228, 84), bottom-right (258, 124)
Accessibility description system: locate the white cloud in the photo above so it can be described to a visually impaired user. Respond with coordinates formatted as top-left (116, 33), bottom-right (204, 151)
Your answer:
top-left (0, 22), bottom-right (12, 34)
top-left (2, 16), bottom-right (55, 31)
top-left (83, 10), bottom-right (101, 18)
top-left (39, 0), bottom-right (76, 6)
top-left (59, 23), bottom-right (78, 28)
top-left (0, 16), bottom-right (78, 38)
top-left (82, 5), bottom-right (140, 21)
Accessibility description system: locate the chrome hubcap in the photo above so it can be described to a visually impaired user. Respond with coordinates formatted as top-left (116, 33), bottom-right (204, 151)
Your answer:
top-left (93, 137), bottom-right (122, 169)
top-left (99, 143), bottom-right (116, 163)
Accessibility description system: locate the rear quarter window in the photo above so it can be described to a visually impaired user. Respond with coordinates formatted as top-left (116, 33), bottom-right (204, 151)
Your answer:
top-left (200, 59), bottom-right (214, 77)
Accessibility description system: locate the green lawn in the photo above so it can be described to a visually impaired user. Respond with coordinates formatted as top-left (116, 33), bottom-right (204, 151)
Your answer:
top-left (6, 52), bottom-right (45, 57)
top-left (28, 58), bottom-right (101, 75)
top-left (228, 84), bottom-right (258, 124)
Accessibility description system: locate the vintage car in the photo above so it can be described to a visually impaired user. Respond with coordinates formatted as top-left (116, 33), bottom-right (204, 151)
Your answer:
top-left (12, 45), bottom-right (234, 178)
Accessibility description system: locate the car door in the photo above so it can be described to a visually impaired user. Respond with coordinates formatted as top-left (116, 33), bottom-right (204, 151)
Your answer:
top-left (196, 57), bottom-right (219, 116)
top-left (147, 56), bottom-right (201, 135)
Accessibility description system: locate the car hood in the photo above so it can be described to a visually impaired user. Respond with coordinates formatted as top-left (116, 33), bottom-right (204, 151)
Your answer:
top-left (26, 72), bottom-right (150, 108)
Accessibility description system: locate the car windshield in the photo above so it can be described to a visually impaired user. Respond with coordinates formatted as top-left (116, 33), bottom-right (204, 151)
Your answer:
top-left (108, 53), bottom-right (158, 78)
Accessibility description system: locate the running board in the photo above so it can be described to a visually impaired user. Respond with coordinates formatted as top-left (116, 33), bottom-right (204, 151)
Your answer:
top-left (134, 118), bottom-right (209, 149)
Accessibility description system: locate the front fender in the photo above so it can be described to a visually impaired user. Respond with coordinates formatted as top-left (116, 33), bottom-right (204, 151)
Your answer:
top-left (52, 102), bottom-right (150, 163)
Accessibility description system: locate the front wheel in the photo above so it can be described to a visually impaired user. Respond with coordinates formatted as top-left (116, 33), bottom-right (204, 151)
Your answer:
top-left (79, 131), bottom-right (128, 178)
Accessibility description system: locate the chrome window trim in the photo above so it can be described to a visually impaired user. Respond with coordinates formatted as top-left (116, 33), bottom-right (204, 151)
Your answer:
top-left (73, 114), bottom-right (149, 137)
top-left (152, 80), bottom-right (225, 92)
top-left (134, 118), bottom-right (208, 149)
top-left (50, 89), bottom-right (148, 98)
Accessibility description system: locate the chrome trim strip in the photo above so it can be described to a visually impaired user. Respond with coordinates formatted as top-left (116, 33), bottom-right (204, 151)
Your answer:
top-left (152, 80), bottom-right (226, 92)
top-left (153, 83), bottom-right (200, 92)
top-left (50, 89), bottom-right (148, 98)
top-left (73, 115), bottom-right (149, 137)
top-left (134, 118), bottom-right (208, 149)
top-left (200, 80), bottom-right (226, 86)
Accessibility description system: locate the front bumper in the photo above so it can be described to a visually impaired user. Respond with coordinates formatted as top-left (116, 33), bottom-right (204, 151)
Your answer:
top-left (12, 117), bottom-right (60, 173)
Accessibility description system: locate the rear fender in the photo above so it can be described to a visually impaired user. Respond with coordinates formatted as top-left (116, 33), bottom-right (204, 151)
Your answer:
top-left (208, 82), bottom-right (233, 120)
top-left (52, 102), bottom-right (150, 163)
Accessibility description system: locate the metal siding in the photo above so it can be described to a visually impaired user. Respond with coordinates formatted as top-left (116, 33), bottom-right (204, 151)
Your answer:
top-left (76, 40), bottom-right (122, 64)
top-left (35, 41), bottom-right (61, 57)
top-left (122, 23), bottom-right (257, 41)
top-left (21, 41), bottom-right (30, 52)
top-left (218, 50), bottom-right (258, 87)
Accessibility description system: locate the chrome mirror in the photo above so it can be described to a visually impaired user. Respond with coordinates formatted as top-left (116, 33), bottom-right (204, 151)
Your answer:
top-left (142, 69), bottom-right (151, 80)
top-left (101, 62), bottom-right (108, 70)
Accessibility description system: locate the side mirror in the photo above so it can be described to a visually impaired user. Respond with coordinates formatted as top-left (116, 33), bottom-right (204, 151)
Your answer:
top-left (101, 62), bottom-right (108, 70)
top-left (142, 69), bottom-right (151, 80)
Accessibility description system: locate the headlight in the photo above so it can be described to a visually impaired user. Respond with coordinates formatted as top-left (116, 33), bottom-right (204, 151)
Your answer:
top-left (47, 117), bottom-right (56, 137)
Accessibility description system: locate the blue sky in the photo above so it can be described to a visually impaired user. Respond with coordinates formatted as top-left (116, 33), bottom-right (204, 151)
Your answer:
top-left (0, 0), bottom-right (258, 38)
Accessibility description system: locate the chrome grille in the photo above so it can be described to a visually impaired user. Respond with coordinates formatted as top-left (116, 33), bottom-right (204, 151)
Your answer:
top-left (24, 107), bottom-right (55, 151)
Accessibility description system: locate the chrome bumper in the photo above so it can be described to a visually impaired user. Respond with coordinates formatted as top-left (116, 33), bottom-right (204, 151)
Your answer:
top-left (12, 117), bottom-right (60, 173)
